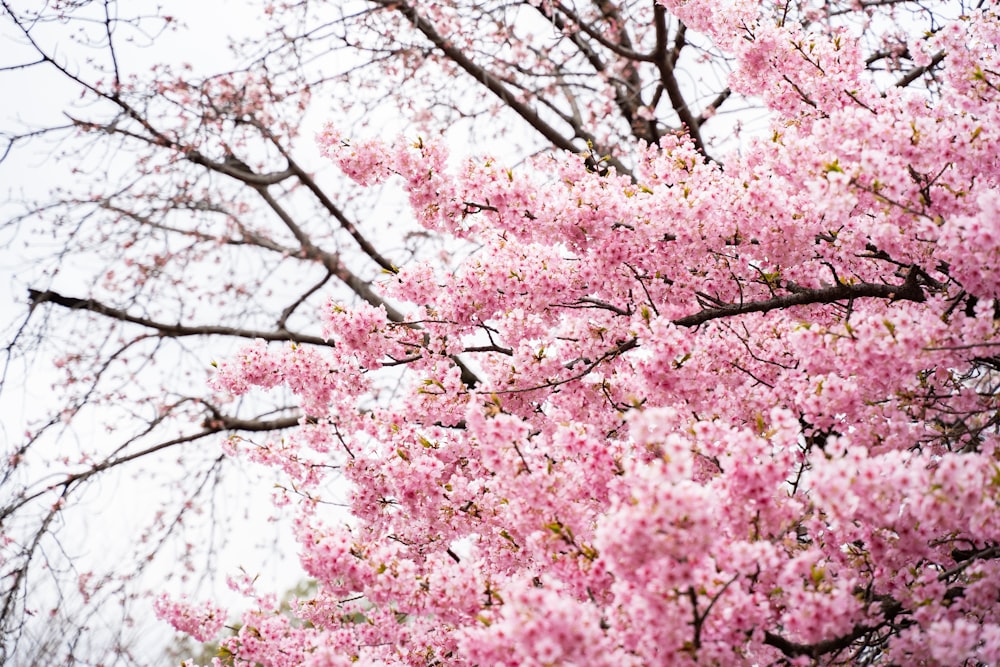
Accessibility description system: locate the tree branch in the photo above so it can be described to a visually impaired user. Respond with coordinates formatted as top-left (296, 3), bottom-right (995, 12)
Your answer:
top-left (652, 9), bottom-right (709, 159)
top-left (374, 0), bottom-right (630, 176)
top-left (895, 50), bottom-right (946, 88)
top-left (672, 273), bottom-right (925, 328)
top-left (26, 289), bottom-right (330, 346)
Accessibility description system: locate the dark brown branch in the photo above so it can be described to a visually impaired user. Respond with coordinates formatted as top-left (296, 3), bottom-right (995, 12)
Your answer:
top-left (937, 545), bottom-right (1000, 581)
top-left (763, 626), bottom-right (867, 660)
top-left (285, 158), bottom-right (398, 273)
top-left (764, 595), bottom-right (903, 660)
top-left (27, 287), bottom-right (482, 387)
top-left (245, 116), bottom-right (399, 275)
top-left (555, 297), bottom-right (632, 316)
top-left (27, 289), bottom-right (329, 345)
top-left (250, 186), bottom-right (409, 323)
top-left (375, 0), bottom-right (630, 176)
top-left (1, 405), bottom-right (298, 528)
top-left (695, 88), bottom-right (731, 125)
top-left (895, 50), bottom-right (946, 88)
top-left (184, 150), bottom-right (296, 186)
top-left (551, 2), bottom-right (655, 63)
top-left (493, 337), bottom-right (638, 394)
top-left (278, 270), bottom-right (334, 330)
top-left (483, 272), bottom-right (927, 395)
top-left (207, 413), bottom-right (302, 433)
top-left (672, 274), bottom-right (925, 328)
top-left (652, 8), bottom-right (709, 159)
top-left (463, 344), bottom-right (514, 356)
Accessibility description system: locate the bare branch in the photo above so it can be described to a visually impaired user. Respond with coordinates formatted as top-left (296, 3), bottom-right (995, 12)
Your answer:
top-left (26, 289), bottom-right (330, 346)
top-left (373, 0), bottom-right (631, 176)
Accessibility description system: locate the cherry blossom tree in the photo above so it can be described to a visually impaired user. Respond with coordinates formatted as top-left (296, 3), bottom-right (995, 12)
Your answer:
top-left (2, 0), bottom-right (999, 664)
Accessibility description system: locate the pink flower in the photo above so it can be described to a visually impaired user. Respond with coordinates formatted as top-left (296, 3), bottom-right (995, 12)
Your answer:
top-left (153, 594), bottom-right (226, 642)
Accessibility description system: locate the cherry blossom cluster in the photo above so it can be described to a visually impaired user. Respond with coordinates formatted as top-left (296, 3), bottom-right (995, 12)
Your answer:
top-left (160, 2), bottom-right (1000, 664)
top-left (153, 594), bottom-right (226, 643)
